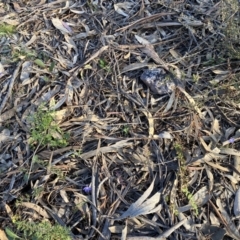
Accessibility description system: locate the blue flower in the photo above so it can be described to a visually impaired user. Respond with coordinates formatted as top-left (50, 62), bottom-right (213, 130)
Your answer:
top-left (229, 138), bottom-right (235, 144)
top-left (83, 186), bottom-right (92, 194)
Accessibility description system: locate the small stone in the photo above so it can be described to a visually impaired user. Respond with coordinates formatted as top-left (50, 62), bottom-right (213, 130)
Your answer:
top-left (140, 68), bottom-right (176, 95)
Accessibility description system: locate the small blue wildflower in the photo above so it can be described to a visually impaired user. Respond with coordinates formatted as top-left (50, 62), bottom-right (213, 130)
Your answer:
top-left (229, 138), bottom-right (235, 144)
top-left (83, 186), bottom-right (92, 194)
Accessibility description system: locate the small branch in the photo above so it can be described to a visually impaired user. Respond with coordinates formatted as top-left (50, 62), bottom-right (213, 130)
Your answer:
top-left (0, 61), bottom-right (22, 114)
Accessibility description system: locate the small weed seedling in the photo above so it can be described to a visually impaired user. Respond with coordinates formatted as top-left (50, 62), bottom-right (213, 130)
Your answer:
top-left (175, 143), bottom-right (199, 216)
top-left (71, 149), bottom-right (82, 158)
top-left (0, 23), bottom-right (15, 36)
top-left (12, 47), bottom-right (36, 61)
top-left (122, 125), bottom-right (130, 135)
top-left (98, 58), bottom-right (111, 72)
top-left (29, 105), bottom-right (69, 148)
top-left (192, 73), bottom-right (200, 83)
top-left (6, 218), bottom-right (71, 240)
top-left (32, 186), bottom-right (45, 198)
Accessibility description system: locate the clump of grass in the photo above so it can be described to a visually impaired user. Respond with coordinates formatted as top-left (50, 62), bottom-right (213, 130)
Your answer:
top-left (6, 218), bottom-right (71, 240)
top-left (0, 23), bottom-right (16, 36)
top-left (175, 143), bottom-right (199, 216)
top-left (28, 104), bottom-right (69, 148)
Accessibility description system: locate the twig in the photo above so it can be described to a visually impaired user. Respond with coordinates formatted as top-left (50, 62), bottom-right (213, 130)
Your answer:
top-left (116, 12), bottom-right (176, 32)
top-left (67, 45), bottom-right (109, 84)
top-left (0, 61), bottom-right (22, 114)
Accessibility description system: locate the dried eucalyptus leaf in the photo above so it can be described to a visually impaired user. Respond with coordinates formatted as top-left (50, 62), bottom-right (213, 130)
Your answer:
top-left (234, 187), bottom-right (240, 216)
top-left (217, 198), bottom-right (240, 239)
top-left (201, 224), bottom-right (226, 240)
top-left (52, 17), bottom-right (72, 34)
top-left (116, 176), bottom-right (162, 220)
